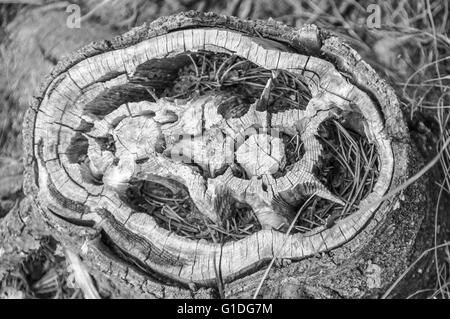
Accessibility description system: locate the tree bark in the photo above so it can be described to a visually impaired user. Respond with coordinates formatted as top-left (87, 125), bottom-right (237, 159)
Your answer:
top-left (17, 10), bottom-right (430, 298)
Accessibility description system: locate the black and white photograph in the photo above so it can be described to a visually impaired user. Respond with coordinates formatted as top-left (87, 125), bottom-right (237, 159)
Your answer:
top-left (0, 0), bottom-right (449, 304)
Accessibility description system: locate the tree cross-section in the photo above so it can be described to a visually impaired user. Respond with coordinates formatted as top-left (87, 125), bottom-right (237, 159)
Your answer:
top-left (23, 12), bottom-right (413, 292)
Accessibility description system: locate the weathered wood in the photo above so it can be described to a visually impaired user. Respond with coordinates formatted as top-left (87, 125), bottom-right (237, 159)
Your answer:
top-left (22, 11), bottom-right (421, 297)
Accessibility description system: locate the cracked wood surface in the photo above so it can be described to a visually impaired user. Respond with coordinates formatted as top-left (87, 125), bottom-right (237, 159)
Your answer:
top-left (23, 12), bottom-right (408, 290)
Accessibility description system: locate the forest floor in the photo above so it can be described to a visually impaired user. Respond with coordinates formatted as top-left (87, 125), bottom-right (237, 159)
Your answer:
top-left (0, 0), bottom-right (449, 299)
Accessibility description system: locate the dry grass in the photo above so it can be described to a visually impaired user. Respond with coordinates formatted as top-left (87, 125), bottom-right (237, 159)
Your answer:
top-left (127, 178), bottom-right (262, 243)
top-left (295, 119), bottom-right (379, 233)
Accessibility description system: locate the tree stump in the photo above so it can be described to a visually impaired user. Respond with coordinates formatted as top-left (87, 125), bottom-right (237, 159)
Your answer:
top-left (22, 11), bottom-right (427, 298)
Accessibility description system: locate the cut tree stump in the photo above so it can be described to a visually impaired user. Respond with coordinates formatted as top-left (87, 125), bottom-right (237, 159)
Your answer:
top-left (22, 11), bottom-right (428, 298)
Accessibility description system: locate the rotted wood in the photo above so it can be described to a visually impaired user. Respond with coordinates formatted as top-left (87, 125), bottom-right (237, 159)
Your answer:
top-left (22, 11), bottom-right (426, 298)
